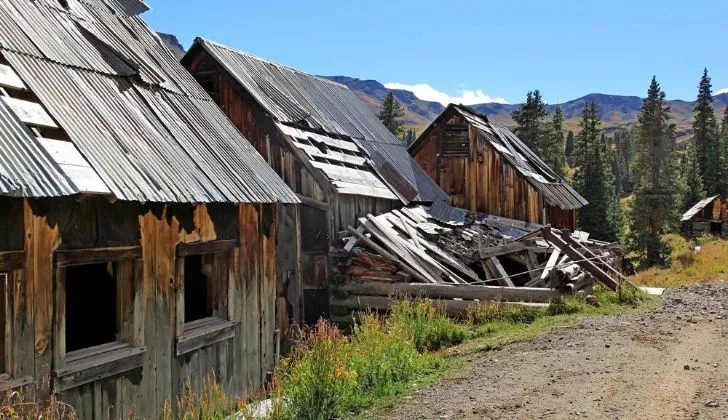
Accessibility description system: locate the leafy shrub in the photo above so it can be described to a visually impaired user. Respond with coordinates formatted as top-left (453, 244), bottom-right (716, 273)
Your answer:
top-left (388, 298), bottom-right (468, 352)
top-left (277, 320), bottom-right (358, 420)
top-left (348, 313), bottom-right (433, 405)
top-left (546, 297), bottom-right (587, 316)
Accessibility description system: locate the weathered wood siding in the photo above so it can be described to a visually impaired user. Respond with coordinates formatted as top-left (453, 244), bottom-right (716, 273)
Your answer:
top-left (682, 197), bottom-right (728, 238)
top-left (412, 115), bottom-right (576, 230)
top-left (0, 196), bottom-right (279, 418)
top-left (184, 49), bottom-right (308, 330)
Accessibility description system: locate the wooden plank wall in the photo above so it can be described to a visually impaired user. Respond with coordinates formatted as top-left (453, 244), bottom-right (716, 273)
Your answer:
top-left (0, 196), bottom-right (279, 418)
top-left (412, 115), bottom-right (542, 224)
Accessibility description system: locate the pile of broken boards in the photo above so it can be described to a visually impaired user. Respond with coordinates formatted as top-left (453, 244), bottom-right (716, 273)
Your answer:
top-left (331, 203), bottom-right (635, 318)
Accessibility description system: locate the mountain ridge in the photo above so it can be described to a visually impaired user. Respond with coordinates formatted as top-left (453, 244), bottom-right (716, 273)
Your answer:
top-left (322, 76), bottom-right (728, 141)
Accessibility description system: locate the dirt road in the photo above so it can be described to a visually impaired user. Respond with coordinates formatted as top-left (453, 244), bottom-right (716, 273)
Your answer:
top-left (381, 283), bottom-right (728, 420)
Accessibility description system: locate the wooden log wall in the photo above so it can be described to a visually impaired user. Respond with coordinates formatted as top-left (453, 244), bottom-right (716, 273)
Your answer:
top-left (0, 196), bottom-right (281, 418)
top-left (412, 115), bottom-right (542, 224)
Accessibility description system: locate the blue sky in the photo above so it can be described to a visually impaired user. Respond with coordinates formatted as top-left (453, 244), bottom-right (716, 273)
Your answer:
top-left (146, 0), bottom-right (728, 105)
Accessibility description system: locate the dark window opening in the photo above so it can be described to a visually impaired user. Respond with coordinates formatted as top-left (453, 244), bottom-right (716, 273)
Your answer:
top-left (710, 221), bottom-right (722, 236)
top-left (195, 74), bottom-right (217, 102)
top-left (184, 255), bottom-right (212, 323)
top-left (65, 263), bottom-right (117, 352)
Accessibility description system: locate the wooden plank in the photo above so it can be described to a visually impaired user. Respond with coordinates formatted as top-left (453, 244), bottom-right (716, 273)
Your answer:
top-left (1, 96), bottom-right (57, 128)
top-left (53, 346), bottom-right (145, 393)
top-left (336, 281), bottom-right (562, 302)
top-left (176, 240), bottom-right (237, 257)
top-left (0, 64), bottom-right (26, 91)
top-left (542, 228), bottom-right (620, 290)
top-left (346, 226), bottom-right (432, 284)
top-left (540, 248), bottom-right (561, 284)
top-left (55, 246), bottom-right (142, 267)
top-left (475, 242), bottom-right (527, 259)
top-left (292, 142), bottom-right (367, 166)
top-left (296, 194), bottom-right (327, 211)
top-left (332, 181), bottom-right (399, 200)
top-left (343, 225), bottom-right (365, 252)
top-left (486, 256), bottom-right (515, 287)
top-left (65, 342), bottom-right (129, 364)
top-left (0, 251), bottom-right (24, 272)
top-left (331, 295), bottom-right (548, 318)
top-left (176, 319), bottom-right (237, 356)
top-left (556, 230), bottom-right (635, 288)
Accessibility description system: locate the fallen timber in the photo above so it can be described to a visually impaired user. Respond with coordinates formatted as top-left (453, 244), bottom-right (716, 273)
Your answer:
top-left (332, 203), bottom-right (635, 318)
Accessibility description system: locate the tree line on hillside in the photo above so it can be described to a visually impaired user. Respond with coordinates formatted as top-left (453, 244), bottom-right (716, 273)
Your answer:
top-left (513, 69), bottom-right (728, 268)
top-left (377, 71), bottom-right (728, 268)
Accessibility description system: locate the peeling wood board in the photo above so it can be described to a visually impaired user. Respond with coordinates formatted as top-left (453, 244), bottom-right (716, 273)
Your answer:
top-left (1, 96), bottom-right (57, 128)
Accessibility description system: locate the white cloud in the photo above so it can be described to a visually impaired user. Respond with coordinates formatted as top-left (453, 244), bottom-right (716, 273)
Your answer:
top-left (716, 88), bottom-right (728, 95)
top-left (384, 82), bottom-right (508, 105)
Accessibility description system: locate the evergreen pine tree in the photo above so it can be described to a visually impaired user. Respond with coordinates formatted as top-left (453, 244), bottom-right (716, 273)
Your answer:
top-left (719, 107), bottom-right (728, 196)
top-left (512, 90), bottom-right (548, 155)
top-left (565, 130), bottom-right (575, 160)
top-left (378, 92), bottom-right (405, 136)
top-left (401, 128), bottom-right (417, 146)
top-left (630, 77), bottom-right (680, 267)
top-left (572, 102), bottom-right (622, 242)
top-left (681, 141), bottom-right (705, 211)
top-left (542, 105), bottom-right (566, 176)
top-left (692, 69), bottom-right (720, 194)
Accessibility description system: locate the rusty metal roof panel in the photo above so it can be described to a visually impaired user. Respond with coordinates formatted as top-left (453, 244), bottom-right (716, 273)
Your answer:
top-left (0, 98), bottom-right (78, 197)
top-left (193, 38), bottom-right (448, 204)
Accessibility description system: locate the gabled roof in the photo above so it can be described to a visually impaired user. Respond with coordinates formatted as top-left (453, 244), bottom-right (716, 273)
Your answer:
top-left (0, 0), bottom-right (297, 204)
top-left (186, 38), bottom-right (448, 204)
top-left (411, 104), bottom-right (587, 211)
top-left (682, 195), bottom-right (720, 222)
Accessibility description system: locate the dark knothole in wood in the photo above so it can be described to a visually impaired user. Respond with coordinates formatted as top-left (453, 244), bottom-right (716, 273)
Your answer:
top-left (65, 263), bottom-right (117, 352)
top-left (184, 255), bottom-right (212, 323)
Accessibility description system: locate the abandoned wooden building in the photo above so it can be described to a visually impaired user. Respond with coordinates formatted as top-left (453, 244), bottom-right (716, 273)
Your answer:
top-left (682, 195), bottom-right (728, 238)
top-left (181, 40), bottom-right (448, 322)
top-left (0, 0), bottom-right (300, 417)
top-left (409, 104), bottom-right (586, 229)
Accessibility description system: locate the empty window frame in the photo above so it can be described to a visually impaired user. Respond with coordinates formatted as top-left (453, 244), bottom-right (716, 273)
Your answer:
top-left (175, 240), bottom-right (237, 356)
top-left (52, 246), bottom-right (144, 392)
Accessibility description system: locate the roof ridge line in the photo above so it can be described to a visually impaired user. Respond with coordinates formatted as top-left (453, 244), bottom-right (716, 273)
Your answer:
top-left (194, 37), bottom-right (349, 89)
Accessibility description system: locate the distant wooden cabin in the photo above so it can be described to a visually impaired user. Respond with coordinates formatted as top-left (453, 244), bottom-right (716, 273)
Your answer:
top-left (409, 104), bottom-right (586, 230)
top-left (182, 39), bottom-right (448, 322)
top-left (0, 0), bottom-right (299, 417)
top-left (681, 195), bottom-right (728, 238)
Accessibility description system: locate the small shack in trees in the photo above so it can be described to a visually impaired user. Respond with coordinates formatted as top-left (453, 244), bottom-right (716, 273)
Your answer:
top-left (0, 0), bottom-right (299, 416)
top-left (681, 195), bottom-right (728, 238)
top-left (182, 39), bottom-right (448, 322)
top-left (409, 104), bottom-right (586, 229)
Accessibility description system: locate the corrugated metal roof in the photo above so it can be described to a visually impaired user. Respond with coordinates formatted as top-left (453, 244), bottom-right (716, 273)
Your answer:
top-left (0, 0), bottom-right (297, 203)
top-left (0, 98), bottom-right (78, 196)
top-left (192, 38), bottom-right (448, 204)
top-left (682, 195), bottom-right (720, 222)
top-left (417, 104), bottom-right (587, 210)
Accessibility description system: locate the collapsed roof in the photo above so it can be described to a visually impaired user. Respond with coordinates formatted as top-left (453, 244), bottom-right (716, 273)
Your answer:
top-left (187, 38), bottom-right (449, 204)
top-left (411, 104), bottom-right (587, 210)
top-left (0, 0), bottom-right (297, 204)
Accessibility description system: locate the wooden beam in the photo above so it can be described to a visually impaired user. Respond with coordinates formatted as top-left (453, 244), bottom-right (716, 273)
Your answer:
top-left (176, 317), bottom-right (237, 356)
top-left (55, 246), bottom-right (142, 267)
top-left (542, 228), bottom-right (620, 290)
top-left (336, 281), bottom-right (562, 303)
top-left (53, 345), bottom-right (145, 393)
top-left (485, 256), bottom-right (515, 287)
top-left (540, 249), bottom-right (561, 284)
top-left (176, 240), bottom-right (236, 257)
top-left (474, 242), bottom-right (526, 259)
top-left (0, 251), bottom-right (24, 272)
top-left (330, 295), bottom-right (548, 318)
top-left (296, 194), bottom-right (328, 211)
top-left (556, 229), bottom-right (635, 288)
